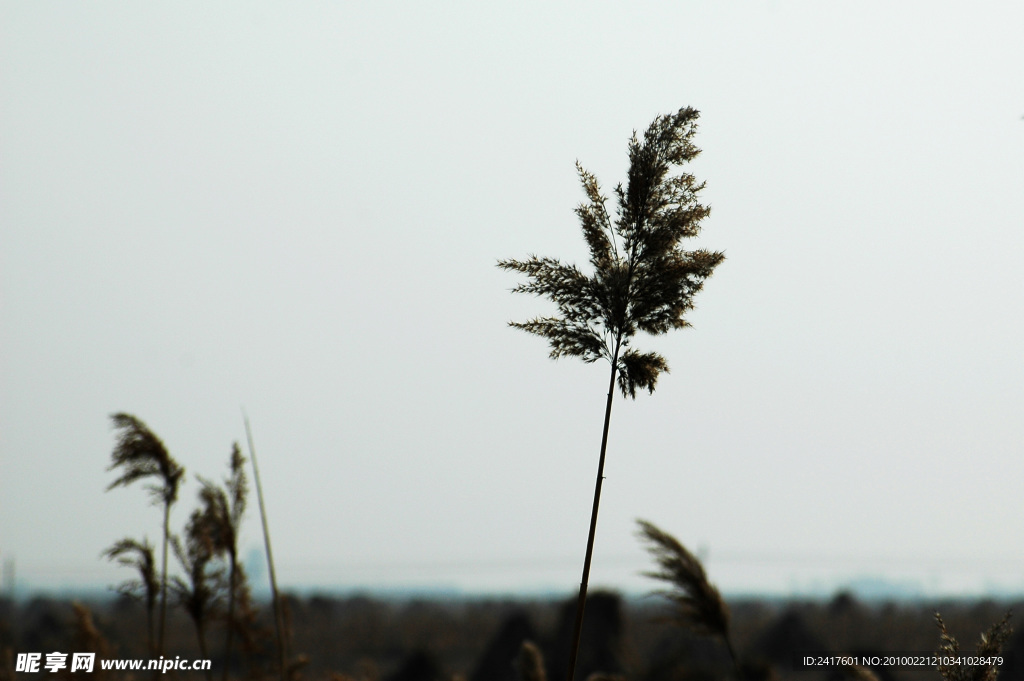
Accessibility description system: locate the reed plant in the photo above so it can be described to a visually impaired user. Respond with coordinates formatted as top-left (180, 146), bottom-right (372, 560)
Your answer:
top-left (196, 444), bottom-right (249, 681)
top-left (106, 413), bottom-right (185, 656)
top-left (500, 108), bottom-right (724, 681)
top-left (103, 415), bottom-right (278, 679)
top-left (934, 611), bottom-right (1011, 681)
top-left (102, 537), bottom-right (158, 654)
top-left (171, 507), bottom-right (223, 681)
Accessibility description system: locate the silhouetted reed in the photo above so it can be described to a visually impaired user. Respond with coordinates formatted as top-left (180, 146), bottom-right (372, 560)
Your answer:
top-left (500, 108), bottom-right (724, 681)
top-left (636, 519), bottom-right (737, 671)
top-left (934, 611), bottom-right (1011, 681)
top-left (197, 444), bottom-right (249, 681)
top-left (244, 413), bottom-right (288, 681)
top-left (171, 506), bottom-right (223, 681)
top-left (107, 413), bottom-right (185, 656)
top-left (102, 537), bottom-right (157, 654)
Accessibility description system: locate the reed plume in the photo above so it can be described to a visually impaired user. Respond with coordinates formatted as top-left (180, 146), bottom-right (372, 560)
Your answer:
top-left (107, 413), bottom-right (185, 656)
top-left (197, 444), bottom-right (249, 681)
top-left (934, 611), bottom-right (1011, 681)
top-left (171, 507), bottom-right (224, 681)
top-left (102, 537), bottom-right (158, 654)
top-left (636, 519), bottom-right (736, 668)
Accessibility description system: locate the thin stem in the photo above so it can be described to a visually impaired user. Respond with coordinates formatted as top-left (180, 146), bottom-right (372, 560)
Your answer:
top-left (243, 412), bottom-right (287, 681)
top-left (222, 555), bottom-right (236, 681)
top-left (159, 501), bottom-right (170, 657)
top-left (566, 340), bottom-right (621, 681)
top-left (146, 597), bottom-right (154, 657)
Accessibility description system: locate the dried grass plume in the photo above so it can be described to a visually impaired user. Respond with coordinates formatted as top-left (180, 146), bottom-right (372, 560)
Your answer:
top-left (935, 611), bottom-right (1011, 681)
top-left (636, 519), bottom-right (730, 639)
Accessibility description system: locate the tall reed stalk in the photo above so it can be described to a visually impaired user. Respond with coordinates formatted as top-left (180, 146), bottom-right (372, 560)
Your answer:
top-left (499, 108), bottom-right (723, 681)
top-left (243, 413), bottom-right (287, 681)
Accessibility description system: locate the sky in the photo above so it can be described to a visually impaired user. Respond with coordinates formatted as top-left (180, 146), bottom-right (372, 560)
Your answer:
top-left (2, 1), bottom-right (1023, 599)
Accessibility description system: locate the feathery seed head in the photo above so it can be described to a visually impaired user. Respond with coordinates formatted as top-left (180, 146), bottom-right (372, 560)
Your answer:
top-left (499, 108), bottom-right (723, 398)
top-left (636, 519), bottom-right (730, 640)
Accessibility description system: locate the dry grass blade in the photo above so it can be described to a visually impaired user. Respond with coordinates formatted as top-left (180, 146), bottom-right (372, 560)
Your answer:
top-left (243, 412), bottom-right (288, 681)
top-left (636, 519), bottom-right (729, 640)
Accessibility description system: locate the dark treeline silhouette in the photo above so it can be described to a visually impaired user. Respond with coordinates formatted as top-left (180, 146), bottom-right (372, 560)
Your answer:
top-left (2, 591), bottom-right (1021, 681)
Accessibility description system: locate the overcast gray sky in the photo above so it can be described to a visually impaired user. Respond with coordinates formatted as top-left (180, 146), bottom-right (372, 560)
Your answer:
top-left (2, 1), bottom-right (1023, 598)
